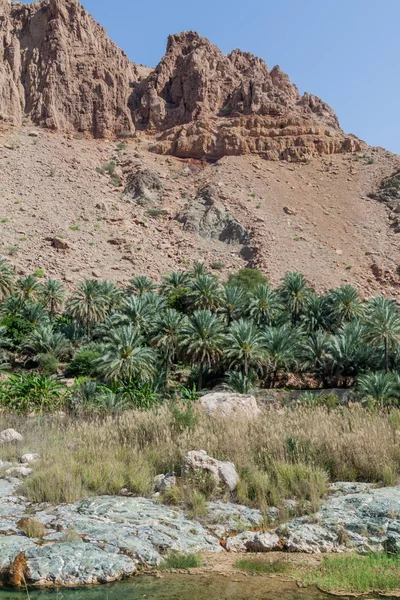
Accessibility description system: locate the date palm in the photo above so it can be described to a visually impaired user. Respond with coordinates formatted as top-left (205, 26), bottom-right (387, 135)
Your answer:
top-left (180, 310), bottom-right (226, 389)
top-left (94, 325), bottom-right (156, 382)
top-left (67, 279), bottom-right (108, 337)
top-left (149, 308), bottom-right (187, 376)
top-left (224, 319), bottom-right (265, 376)
top-left (221, 286), bottom-right (247, 324)
top-left (329, 285), bottom-right (365, 327)
top-left (357, 371), bottom-right (400, 406)
top-left (186, 275), bottom-right (223, 312)
top-left (263, 324), bottom-right (299, 387)
top-left (17, 275), bottom-right (41, 302)
top-left (128, 275), bottom-right (157, 296)
top-left (97, 280), bottom-right (123, 312)
top-left (364, 302), bottom-right (400, 373)
top-left (248, 284), bottom-right (282, 326)
top-left (279, 272), bottom-right (312, 325)
top-left (0, 259), bottom-right (15, 300)
top-left (39, 279), bottom-right (65, 319)
top-left (160, 271), bottom-right (190, 310)
top-left (22, 325), bottom-right (70, 360)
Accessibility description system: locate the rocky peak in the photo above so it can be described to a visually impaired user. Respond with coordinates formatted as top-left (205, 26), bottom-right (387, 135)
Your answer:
top-left (1, 1), bottom-right (364, 160)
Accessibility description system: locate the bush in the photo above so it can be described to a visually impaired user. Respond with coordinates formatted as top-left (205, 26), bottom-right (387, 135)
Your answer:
top-left (0, 373), bottom-right (67, 413)
top-left (65, 348), bottom-right (100, 377)
top-left (37, 352), bottom-right (59, 375)
top-left (227, 268), bottom-right (268, 291)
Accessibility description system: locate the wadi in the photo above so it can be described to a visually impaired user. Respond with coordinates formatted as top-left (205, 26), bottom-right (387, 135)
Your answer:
top-left (0, 0), bottom-right (400, 597)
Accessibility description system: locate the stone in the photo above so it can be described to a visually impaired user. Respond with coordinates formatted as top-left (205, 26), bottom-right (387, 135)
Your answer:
top-left (0, 429), bottom-right (23, 444)
top-left (124, 169), bottom-right (164, 206)
top-left (199, 392), bottom-right (261, 418)
top-left (5, 467), bottom-right (32, 478)
top-left (225, 531), bottom-right (281, 552)
top-left (176, 185), bottom-right (249, 245)
top-left (182, 450), bottom-right (239, 492)
top-left (283, 206), bottom-right (297, 215)
top-left (51, 238), bottom-right (70, 250)
top-left (20, 454), bottom-right (40, 464)
top-left (153, 473), bottom-right (177, 493)
top-left (24, 541), bottom-right (137, 586)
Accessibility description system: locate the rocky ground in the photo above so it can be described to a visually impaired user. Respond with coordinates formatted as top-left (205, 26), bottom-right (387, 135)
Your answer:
top-left (0, 448), bottom-right (399, 587)
top-left (1, 126), bottom-right (400, 296)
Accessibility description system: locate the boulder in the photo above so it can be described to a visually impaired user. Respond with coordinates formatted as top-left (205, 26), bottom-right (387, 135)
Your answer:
top-left (199, 392), bottom-right (261, 418)
top-left (20, 454), bottom-right (40, 465)
top-left (124, 169), bottom-right (163, 206)
top-left (176, 185), bottom-right (249, 245)
top-left (225, 531), bottom-right (281, 552)
top-left (0, 430), bottom-right (23, 444)
top-left (5, 467), bottom-right (32, 478)
top-left (153, 473), bottom-right (177, 493)
top-left (182, 450), bottom-right (239, 492)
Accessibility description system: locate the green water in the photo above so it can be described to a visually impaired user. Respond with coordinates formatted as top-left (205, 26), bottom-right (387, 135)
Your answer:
top-left (0, 575), bottom-right (381, 600)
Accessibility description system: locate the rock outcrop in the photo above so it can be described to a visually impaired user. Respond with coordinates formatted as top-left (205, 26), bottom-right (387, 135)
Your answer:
top-left (182, 450), bottom-right (239, 492)
top-left (199, 391), bottom-right (261, 418)
top-left (1, 0), bottom-right (138, 136)
top-left (176, 185), bottom-right (249, 244)
top-left (1, 1), bottom-right (364, 160)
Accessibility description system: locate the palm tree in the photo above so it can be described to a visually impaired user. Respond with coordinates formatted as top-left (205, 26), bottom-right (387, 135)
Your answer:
top-left (303, 293), bottom-right (334, 333)
top-left (329, 285), bottom-right (365, 327)
top-left (16, 275), bottom-right (41, 302)
top-left (97, 280), bottom-right (123, 312)
top-left (0, 259), bottom-right (15, 300)
top-left (39, 279), bottom-right (65, 319)
top-left (364, 302), bottom-right (400, 372)
top-left (180, 310), bottom-right (226, 389)
top-left (21, 325), bottom-right (70, 360)
top-left (224, 319), bottom-right (265, 376)
top-left (279, 272), bottom-right (312, 325)
top-left (128, 275), bottom-right (157, 296)
top-left (262, 324), bottom-right (299, 387)
top-left (149, 308), bottom-right (187, 377)
top-left (20, 302), bottom-right (50, 328)
top-left (95, 325), bottom-right (156, 382)
top-left (121, 296), bottom-right (157, 333)
top-left (300, 330), bottom-right (332, 384)
top-left (189, 262), bottom-right (208, 278)
top-left (357, 371), bottom-right (400, 406)
top-left (221, 286), bottom-right (247, 324)
top-left (330, 320), bottom-right (373, 386)
top-left (160, 271), bottom-right (190, 310)
top-left (186, 275), bottom-right (223, 312)
top-left (247, 284), bottom-right (282, 326)
top-left (67, 279), bottom-right (108, 337)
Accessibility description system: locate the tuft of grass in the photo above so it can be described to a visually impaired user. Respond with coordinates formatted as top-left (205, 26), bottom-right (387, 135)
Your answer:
top-left (69, 225), bottom-right (80, 231)
top-left (210, 261), bottom-right (225, 270)
top-left (33, 268), bottom-right (45, 278)
top-left (17, 517), bottom-right (45, 540)
top-left (7, 246), bottom-right (18, 256)
top-left (49, 168), bottom-right (56, 178)
top-left (146, 209), bottom-right (168, 218)
top-left (235, 557), bottom-right (288, 574)
top-left (1, 218), bottom-right (8, 223)
top-left (302, 552), bottom-right (400, 594)
top-left (159, 552), bottom-right (202, 570)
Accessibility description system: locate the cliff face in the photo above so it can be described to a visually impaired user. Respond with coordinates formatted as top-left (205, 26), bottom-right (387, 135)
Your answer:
top-left (1, 0), bottom-right (138, 136)
top-left (1, 0), bottom-right (364, 160)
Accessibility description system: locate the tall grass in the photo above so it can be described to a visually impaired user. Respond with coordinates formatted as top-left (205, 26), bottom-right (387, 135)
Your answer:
top-left (2, 406), bottom-right (399, 509)
top-left (303, 553), bottom-right (400, 593)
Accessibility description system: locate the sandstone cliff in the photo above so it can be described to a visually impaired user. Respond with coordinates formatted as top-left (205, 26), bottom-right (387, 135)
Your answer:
top-left (1, 0), bottom-right (364, 160)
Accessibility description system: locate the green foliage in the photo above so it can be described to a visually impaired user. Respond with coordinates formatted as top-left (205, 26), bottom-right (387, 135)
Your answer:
top-left (303, 552), bottom-right (400, 594)
top-left (0, 373), bottom-right (67, 413)
top-left (227, 268), bottom-right (268, 291)
top-left (159, 552), bottom-right (202, 570)
top-left (235, 557), bottom-right (288, 574)
top-left (65, 348), bottom-right (100, 377)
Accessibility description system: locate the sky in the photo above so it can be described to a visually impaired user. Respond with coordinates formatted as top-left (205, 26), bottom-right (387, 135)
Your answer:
top-left (25, 0), bottom-right (400, 154)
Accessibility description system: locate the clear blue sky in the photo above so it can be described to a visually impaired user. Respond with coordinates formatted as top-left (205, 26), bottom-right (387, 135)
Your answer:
top-left (26, 0), bottom-right (400, 154)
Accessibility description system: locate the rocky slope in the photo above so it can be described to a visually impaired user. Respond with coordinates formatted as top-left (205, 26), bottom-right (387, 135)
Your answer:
top-left (0, 0), bottom-right (399, 295)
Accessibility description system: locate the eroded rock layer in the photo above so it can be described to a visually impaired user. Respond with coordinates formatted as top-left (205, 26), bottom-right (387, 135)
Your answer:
top-left (1, 0), bottom-right (364, 160)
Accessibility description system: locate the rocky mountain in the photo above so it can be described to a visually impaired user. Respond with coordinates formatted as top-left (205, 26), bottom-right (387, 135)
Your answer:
top-left (2, 0), bottom-right (363, 162)
top-left (1, 0), bottom-right (400, 296)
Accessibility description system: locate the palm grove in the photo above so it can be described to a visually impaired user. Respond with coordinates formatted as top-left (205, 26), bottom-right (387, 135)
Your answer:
top-left (0, 257), bottom-right (399, 412)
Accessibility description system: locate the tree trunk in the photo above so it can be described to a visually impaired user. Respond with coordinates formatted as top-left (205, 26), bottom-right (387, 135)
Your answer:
top-left (385, 336), bottom-right (389, 373)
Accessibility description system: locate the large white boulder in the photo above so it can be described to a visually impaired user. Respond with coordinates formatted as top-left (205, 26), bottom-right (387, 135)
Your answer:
top-left (182, 450), bottom-right (239, 492)
top-left (0, 429), bottom-right (23, 444)
top-left (199, 392), bottom-right (261, 418)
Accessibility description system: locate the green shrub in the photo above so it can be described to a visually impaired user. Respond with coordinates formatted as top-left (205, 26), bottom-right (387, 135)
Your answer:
top-left (210, 261), bottom-right (225, 270)
top-left (146, 209), bottom-right (168, 218)
top-left (37, 352), bottom-right (59, 375)
top-left (227, 268), bottom-right (268, 291)
top-left (0, 373), bottom-right (67, 413)
top-left (65, 349), bottom-right (100, 377)
top-left (159, 552), bottom-right (202, 570)
top-left (33, 268), bottom-right (45, 278)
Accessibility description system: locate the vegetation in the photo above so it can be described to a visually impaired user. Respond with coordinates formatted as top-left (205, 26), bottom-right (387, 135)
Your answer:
top-left (235, 557), bottom-right (288, 574)
top-left (159, 552), bottom-right (202, 570)
top-left (302, 552), bottom-right (400, 594)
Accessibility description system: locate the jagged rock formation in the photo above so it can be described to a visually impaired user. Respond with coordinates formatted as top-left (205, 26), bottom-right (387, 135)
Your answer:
top-left (370, 169), bottom-right (400, 207)
top-left (1, 0), bottom-right (364, 160)
top-left (124, 169), bottom-right (164, 206)
top-left (176, 185), bottom-right (249, 244)
top-left (1, 0), bottom-right (137, 136)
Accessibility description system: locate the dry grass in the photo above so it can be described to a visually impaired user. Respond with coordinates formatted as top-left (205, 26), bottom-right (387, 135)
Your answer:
top-left (2, 406), bottom-right (400, 509)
